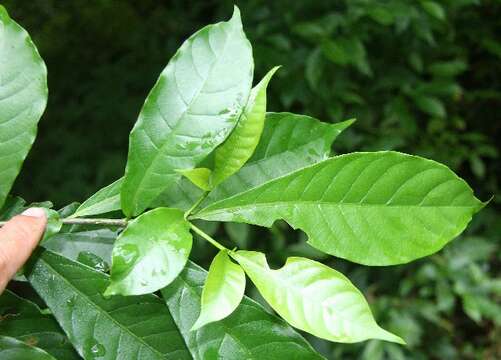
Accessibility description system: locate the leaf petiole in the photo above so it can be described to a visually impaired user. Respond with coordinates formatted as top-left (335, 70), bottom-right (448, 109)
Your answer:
top-left (189, 222), bottom-right (227, 251)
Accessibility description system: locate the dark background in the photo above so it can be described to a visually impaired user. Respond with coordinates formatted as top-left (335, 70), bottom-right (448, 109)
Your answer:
top-left (4, 0), bottom-right (500, 358)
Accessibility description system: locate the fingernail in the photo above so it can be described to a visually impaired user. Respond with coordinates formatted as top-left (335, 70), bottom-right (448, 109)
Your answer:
top-left (21, 207), bottom-right (46, 218)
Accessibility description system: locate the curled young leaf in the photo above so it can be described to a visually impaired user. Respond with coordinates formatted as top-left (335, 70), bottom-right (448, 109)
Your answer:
top-left (232, 250), bottom-right (404, 344)
top-left (0, 6), bottom-right (48, 209)
top-left (121, 6), bottom-right (254, 216)
top-left (177, 168), bottom-right (212, 192)
top-left (105, 208), bottom-right (192, 296)
top-left (211, 66), bottom-right (280, 187)
top-left (195, 152), bottom-right (484, 265)
top-left (192, 250), bottom-right (246, 330)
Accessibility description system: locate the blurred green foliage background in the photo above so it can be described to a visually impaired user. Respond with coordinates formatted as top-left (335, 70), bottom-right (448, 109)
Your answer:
top-left (4, 0), bottom-right (500, 358)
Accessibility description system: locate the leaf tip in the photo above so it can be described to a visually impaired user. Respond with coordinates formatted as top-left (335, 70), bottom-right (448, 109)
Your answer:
top-left (376, 327), bottom-right (406, 345)
top-left (190, 317), bottom-right (208, 332)
top-left (230, 5), bottom-right (242, 25)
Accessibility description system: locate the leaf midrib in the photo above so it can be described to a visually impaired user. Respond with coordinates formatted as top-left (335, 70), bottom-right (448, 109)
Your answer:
top-left (129, 22), bottom-right (239, 209)
top-left (197, 201), bottom-right (479, 218)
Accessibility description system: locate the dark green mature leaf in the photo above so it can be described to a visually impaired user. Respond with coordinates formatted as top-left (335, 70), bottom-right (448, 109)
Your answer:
top-left (192, 250), bottom-right (245, 330)
top-left (121, 6), bottom-right (254, 216)
top-left (151, 179), bottom-right (203, 212)
top-left (195, 151), bottom-right (483, 265)
top-left (71, 178), bottom-right (123, 218)
top-left (232, 251), bottom-right (403, 344)
top-left (106, 208), bottom-right (192, 296)
top-left (201, 113), bottom-right (353, 206)
top-left (0, 290), bottom-right (79, 359)
top-left (27, 249), bottom-right (191, 360)
top-left (162, 261), bottom-right (325, 360)
top-left (0, 336), bottom-right (55, 360)
top-left (0, 6), bottom-right (48, 209)
top-left (210, 67), bottom-right (280, 187)
top-left (42, 228), bottom-right (117, 264)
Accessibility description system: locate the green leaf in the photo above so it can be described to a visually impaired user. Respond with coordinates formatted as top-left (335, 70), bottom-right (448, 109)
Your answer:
top-left (202, 113), bottom-right (354, 207)
top-left (41, 209), bottom-right (62, 242)
top-left (421, 1), bottom-right (446, 20)
top-left (161, 261), bottom-right (324, 359)
top-left (71, 178), bottom-right (123, 218)
top-left (151, 178), bottom-right (203, 212)
top-left (0, 6), bottom-right (48, 209)
top-left (26, 250), bottom-right (323, 359)
top-left (232, 250), bottom-right (404, 344)
top-left (177, 168), bottom-right (212, 191)
top-left (42, 228), bottom-right (117, 264)
top-left (191, 250), bottom-right (245, 330)
top-left (210, 67), bottom-right (280, 187)
top-left (121, 6), bottom-right (254, 216)
top-left (0, 336), bottom-right (55, 360)
top-left (26, 249), bottom-right (192, 360)
top-left (195, 152), bottom-right (484, 265)
top-left (414, 95), bottom-right (446, 118)
top-left (105, 208), bottom-right (192, 296)
top-left (0, 290), bottom-right (79, 359)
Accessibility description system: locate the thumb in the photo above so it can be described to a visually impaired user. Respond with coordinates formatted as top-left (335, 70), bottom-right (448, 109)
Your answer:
top-left (0, 208), bottom-right (47, 292)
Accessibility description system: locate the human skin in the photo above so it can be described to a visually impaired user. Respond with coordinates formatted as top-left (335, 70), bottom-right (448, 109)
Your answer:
top-left (0, 208), bottom-right (47, 293)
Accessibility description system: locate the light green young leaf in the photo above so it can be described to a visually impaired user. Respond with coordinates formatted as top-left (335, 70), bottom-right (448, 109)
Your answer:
top-left (71, 178), bottom-right (123, 218)
top-left (203, 113), bottom-right (354, 206)
top-left (162, 261), bottom-right (324, 359)
top-left (105, 207), bottom-right (192, 296)
top-left (0, 336), bottom-right (56, 360)
top-left (0, 6), bottom-right (48, 209)
top-left (195, 152), bottom-right (484, 265)
top-left (177, 168), bottom-right (212, 191)
top-left (232, 250), bottom-right (404, 344)
top-left (121, 6), bottom-right (254, 217)
top-left (211, 66), bottom-right (280, 187)
top-left (192, 250), bottom-right (245, 330)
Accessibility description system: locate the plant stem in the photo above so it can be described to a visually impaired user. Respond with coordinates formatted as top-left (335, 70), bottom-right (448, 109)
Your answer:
top-left (184, 192), bottom-right (208, 219)
top-left (189, 222), bottom-right (227, 251)
top-left (0, 217), bottom-right (128, 228)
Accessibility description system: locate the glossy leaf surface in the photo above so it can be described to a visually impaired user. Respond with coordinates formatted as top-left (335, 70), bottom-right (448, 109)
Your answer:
top-left (200, 113), bottom-right (354, 208)
top-left (121, 7), bottom-right (253, 216)
top-left (0, 290), bottom-right (79, 359)
top-left (196, 152), bottom-right (483, 265)
top-left (0, 336), bottom-right (55, 360)
top-left (27, 249), bottom-right (191, 360)
top-left (162, 261), bottom-right (324, 360)
top-left (42, 228), bottom-right (117, 264)
top-left (106, 208), bottom-right (192, 296)
top-left (72, 178), bottom-right (123, 218)
top-left (233, 251), bottom-right (404, 343)
top-left (0, 6), bottom-right (48, 208)
top-left (210, 67), bottom-right (279, 187)
top-left (192, 250), bottom-right (245, 330)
